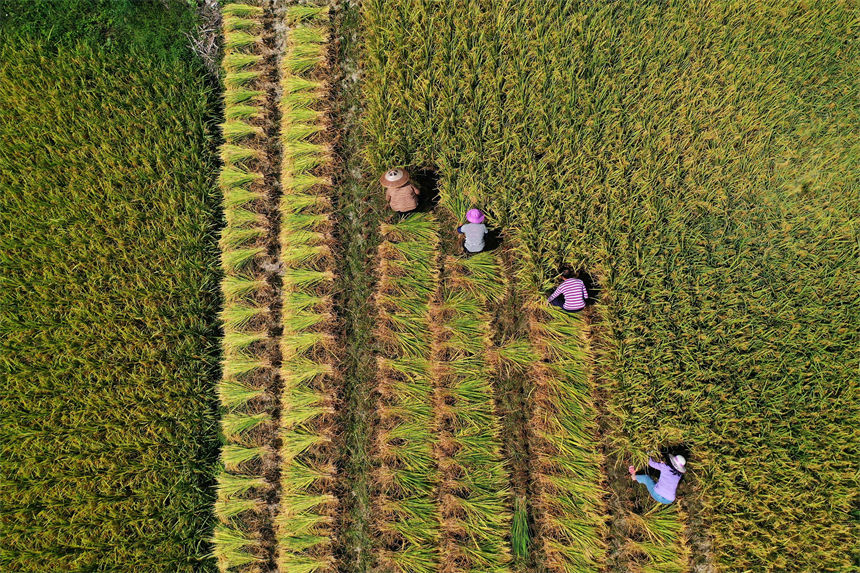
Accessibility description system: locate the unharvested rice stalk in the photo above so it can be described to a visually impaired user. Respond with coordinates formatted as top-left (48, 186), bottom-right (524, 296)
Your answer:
top-left (213, 3), bottom-right (272, 571)
top-left (361, 0), bottom-right (859, 569)
top-left (431, 251), bottom-right (513, 572)
top-left (274, 3), bottom-right (340, 572)
top-left (372, 214), bottom-right (442, 573)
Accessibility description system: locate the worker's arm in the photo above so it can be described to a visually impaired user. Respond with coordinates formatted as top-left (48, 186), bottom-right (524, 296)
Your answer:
top-left (385, 188), bottom-right (392, 202)
top-left (582, 283), bottom-right (589, 299)
top-left (547, 284), bottom-right (564, 303)
top-left (648, 458), bottom-right (670, 471)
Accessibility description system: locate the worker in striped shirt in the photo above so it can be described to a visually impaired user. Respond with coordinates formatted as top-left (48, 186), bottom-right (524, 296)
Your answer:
top-left (547, 269), bottom-right (588, 312)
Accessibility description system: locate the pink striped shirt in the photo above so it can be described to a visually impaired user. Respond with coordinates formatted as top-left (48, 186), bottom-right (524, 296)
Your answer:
top-left (548, 278), bottom-right (588, 310)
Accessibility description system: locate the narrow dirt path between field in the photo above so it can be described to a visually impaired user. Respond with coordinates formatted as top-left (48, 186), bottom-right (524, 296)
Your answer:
top-left (258, 1), bottom-right (285, 568)
top-left (327, 2), bottom-right (386, 571)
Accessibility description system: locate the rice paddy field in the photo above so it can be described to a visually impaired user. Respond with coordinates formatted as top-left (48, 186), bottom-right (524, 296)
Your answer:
top-left (0, 1), bottom-right (220, 571)
top-left (1, 0), bottom-right (857, 572)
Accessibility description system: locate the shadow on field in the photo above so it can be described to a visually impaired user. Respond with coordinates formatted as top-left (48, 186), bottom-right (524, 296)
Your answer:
top-left (411, 167), bottom-right (440, 213)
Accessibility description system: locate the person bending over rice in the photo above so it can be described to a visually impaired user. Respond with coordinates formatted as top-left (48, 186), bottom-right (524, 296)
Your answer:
top-left (547, 268), bottom-right (588, 312)
top-left (380, 168), bottom-right (420, 218)
top-left (629, 453), bottom-right (687, 504)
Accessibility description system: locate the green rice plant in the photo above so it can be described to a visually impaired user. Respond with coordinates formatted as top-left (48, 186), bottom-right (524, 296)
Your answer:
top-left (223, 16), bottom-right (259, 33)
top-left (0, 5), bottom-right (221, 569)
top-left (290, 26), bottom-right (327, 45)
top-left (281, 331), bottom-right (329, 359)
top-left (511, 496), bottom-right (530, 559)
top-left (223, 330), bottom-right (267, 355)
top-left (212, 525), bottom-right (260, 570)
top-left (514, 303), bottom-right (608, 571)
top-left (282, 76), bottom-right (324, 94)
top-left (281, 91), bottom-right (320, 112)
top-left (218, 380), bottom-right (265, 409)
top-left (225, 104), bottom-right (260, 120)
top-left (213, 5), bottom-right (270, 571)
top-left (284, 141), bottom-right (329, 172)
top-left (371, 215), bottom-right (442, 572)
top-left (281, 122), bottom-right (324, 142)
top-left (224, 53), bottom-right (263, 72)
top-left (221, 303), bottom-right (267, 331)
top-left (222, 445), bottom-right (267, 472)
top-left (360, 1), bottom-right (859, 567)
top-left (222, 276), bottom-right (266, 302)
top-left (281, 244), bottom-right (329, 268)
top-left (223, 187), bottom-right (262, 209)
top-left (285, 51), bottom-right (326, 75)
top-left (219, 225), bottom-right (265, 249)
top-left (282, 105), bottom-right (323, 124)
top-left (224, 87), bottom-right (264, 105)
top-left (220, 166), bottom-right (262, 189)
top-left (222, 412), bottom-right (271, 441)
top-left (282, 268), bottom-right (334, 289)
top-left (286, 5), bottom-right (329, 25)
top-left (221, 246), bottom-right (265, 273)
top-left (224, 31), bottom-right (258, 51)
top-left (217, 473), bottom-right (267, 498)
top-left (215, 497), bottom-right (261, 522)
top-left (281, 192), bottom-right (326, 213)
top-left (428, 249), bottom-right (512, 571)
top-left (225, 70), bottom-right (261, 87)
top-left (275, 8), bottom-right (341, 570)
top-left (281, 212), bottom-right (328, 232)
top-left (225, 207), bottom-right (263, 229)
top-left (222, 3), bottom-right (263, 18)
top-left (221, 144), bottom-right (261, 165)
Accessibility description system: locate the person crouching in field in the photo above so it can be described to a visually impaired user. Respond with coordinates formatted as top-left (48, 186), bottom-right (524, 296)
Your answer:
top-left (381, 168), bottom-right (420, 218)
top-left (456, 209), bottom-right (488, 255)
top-left (629, 454), bottom-right (687, 504)
top-left (547, 268), bottom-right (588, 312)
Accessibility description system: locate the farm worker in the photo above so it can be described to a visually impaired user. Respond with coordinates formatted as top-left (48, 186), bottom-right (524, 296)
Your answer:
top-left (380, 168), bottom-right (420, 215)
top-left (628, 454), bottom-right (686, 504)
top-left (456, 209), bottom-right (488, 255)
top-left (547, 269), bottom-right (588, 312)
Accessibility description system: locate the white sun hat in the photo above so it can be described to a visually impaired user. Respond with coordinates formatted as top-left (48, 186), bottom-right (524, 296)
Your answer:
top-left (670, 454), bottom-right (687, 473)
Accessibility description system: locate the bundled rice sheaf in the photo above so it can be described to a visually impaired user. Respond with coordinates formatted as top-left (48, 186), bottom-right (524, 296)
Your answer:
top-left (213, 3), bottom-right (271, 571)
top-left (275, 4), bottom-right (341, 573)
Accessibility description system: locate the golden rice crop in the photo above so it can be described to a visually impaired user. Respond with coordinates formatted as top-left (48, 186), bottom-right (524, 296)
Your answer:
top-left (360, 0), bottom-right (859, 570)
top-left (432, 252), bottom-right (513, 572)
top-left (372, 214), bottom-right (442, 573)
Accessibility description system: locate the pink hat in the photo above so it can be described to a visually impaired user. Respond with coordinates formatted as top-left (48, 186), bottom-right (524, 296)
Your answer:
top-left (466, 209), bottom-right (485, 224)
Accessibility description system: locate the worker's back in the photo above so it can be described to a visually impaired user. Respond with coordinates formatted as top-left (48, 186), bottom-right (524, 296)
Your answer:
top-left (459, 222), bottom-right (487, 253)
